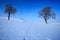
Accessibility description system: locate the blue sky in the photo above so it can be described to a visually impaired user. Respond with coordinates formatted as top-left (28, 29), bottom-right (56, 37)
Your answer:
top-left (0, 0), bottom-right (60, 22)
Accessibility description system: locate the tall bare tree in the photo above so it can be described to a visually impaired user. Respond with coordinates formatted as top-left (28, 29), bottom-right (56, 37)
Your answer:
top-left (5, 4), bottom-right (16, 20)
top-left (39, 6), bottom-right (56, 23)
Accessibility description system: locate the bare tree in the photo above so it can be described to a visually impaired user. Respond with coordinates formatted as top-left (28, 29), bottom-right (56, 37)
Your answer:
top-left (39, 6), bottom-right (56, 23)
top-left (5, 4), bottom-right (16, 20)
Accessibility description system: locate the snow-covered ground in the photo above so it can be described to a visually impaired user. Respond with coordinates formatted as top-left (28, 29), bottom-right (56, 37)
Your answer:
top-left (0, 17), bottom-right (60, 40)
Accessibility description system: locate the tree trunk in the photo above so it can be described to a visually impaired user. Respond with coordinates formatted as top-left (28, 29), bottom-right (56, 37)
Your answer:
top-left (8, 12), bottom-right (10, 20)
top-left (45, 18), bottom-right (47, 24)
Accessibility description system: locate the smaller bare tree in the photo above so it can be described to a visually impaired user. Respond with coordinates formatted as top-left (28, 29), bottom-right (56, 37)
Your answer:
top-left (5, 4), bottom-right (16, 20)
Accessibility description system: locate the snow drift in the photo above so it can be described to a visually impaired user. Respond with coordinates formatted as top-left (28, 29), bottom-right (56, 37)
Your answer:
top-left (0, 17), bottom-right (60, 40)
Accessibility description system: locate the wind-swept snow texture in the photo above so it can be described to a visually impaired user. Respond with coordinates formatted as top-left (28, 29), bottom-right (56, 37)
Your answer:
top-left (0, 17), bottom-right (60, 40)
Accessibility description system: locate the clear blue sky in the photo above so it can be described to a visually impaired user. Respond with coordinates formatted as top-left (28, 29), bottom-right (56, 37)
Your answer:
top-left (0, 0), bottom-right (60, 22)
